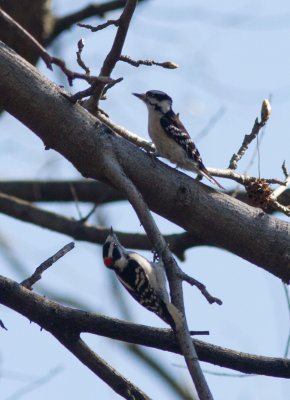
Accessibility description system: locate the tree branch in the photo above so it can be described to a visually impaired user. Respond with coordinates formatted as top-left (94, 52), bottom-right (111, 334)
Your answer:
top-left (21, 242), bottom-right (75, 289)
top-left (0, 191), bottom-right (211, 260)
top-left (228, 99), bottom-right (271, 170)
top-left (46, 0), bottom-right (147, 45)
top-left (86, 0), bottom-right (138, 111)
top-left (0, 42), bottom-right (289, 282)
top-left (55, 335), bottom-right (151, 400)
top-left (0, 180), bottom-right (289, 215)
top-left (102, 156), bottom-right (214, 399)
top-left (0, 275), bottom-right (289, 378)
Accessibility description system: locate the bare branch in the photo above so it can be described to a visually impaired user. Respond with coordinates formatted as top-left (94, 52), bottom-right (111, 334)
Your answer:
top-left (76, 38), bottom-right (90, 75)
top-left (46, 0), bottom-right (147, 45)
top-left (178, 271), bottom-right (222, 305)
top-left (206, 167), bottom-right (284, 186)
top-left (86, 0), bottom-right (138, 112)
top-left (1, 180), bottom-right (289, 216)
top-left (55, 336), bottom-right (151, 400)
top-left (282, 160), bottom-right (289, 178)
top-left (0, 192), bottom-right (212, 259)
top-left (228, 99), bottom-right (271, 170)
top-left (78, 19), bottom-right (119, 32)
top-left (270, 201), bottom-right (290, 217)
top-left (1, 275), bottom-right (289, 378)
top-left (0, 180), bottom-right (124, 204)
top-left (21, 242), bottom-right (75, 290)
top-left (0, 318), bottom-right (8, 330)
top-left (271, 170), bottom-right (290, 201)
top-left (103, 156), bottom-right (214, 399)
top-left (0, 7), bottom-right (114, 87)
top-left (101, 77), bottom-right (124, 98)
top-left (119, 55), bottom-right (178, 69)
top-left (0, 8), bottom-right (53, 70)
top-left (97, 112), bottom-right (155, 152)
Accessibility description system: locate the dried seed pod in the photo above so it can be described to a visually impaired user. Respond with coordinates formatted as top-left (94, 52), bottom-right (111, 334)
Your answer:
top-left (246, 178), bottom-right (273, 210)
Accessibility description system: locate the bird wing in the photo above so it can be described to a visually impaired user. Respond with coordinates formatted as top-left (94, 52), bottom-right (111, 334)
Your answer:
top-left (160, 111), bottom-right (204, 167)
top-left (116, 259), bottom-right (176, 328)
top-left (161, 112), bottom-right (225, 189)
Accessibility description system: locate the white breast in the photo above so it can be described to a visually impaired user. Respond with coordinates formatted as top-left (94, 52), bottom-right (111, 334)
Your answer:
top-left (148, 113), bottom-right (187, 166)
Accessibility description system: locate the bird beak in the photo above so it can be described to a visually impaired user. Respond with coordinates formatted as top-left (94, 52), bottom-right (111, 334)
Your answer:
top-left (132, 92), bottom-right (146, 102)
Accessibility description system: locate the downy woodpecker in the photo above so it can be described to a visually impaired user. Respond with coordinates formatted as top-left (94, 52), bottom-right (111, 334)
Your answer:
top-left (133, 90), bottom-right (224, 189)
top-left (103, 229), bottom-right (182, 330)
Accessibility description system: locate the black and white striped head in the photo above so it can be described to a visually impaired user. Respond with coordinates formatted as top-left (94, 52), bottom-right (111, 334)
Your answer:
top-left (103, 228), bottom-right (127, 270)
top-left (133, 90), bottom-right (173, 114)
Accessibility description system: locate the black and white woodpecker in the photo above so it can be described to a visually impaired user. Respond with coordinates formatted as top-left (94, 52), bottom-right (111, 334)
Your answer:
top-left (133, 90), bottom-right (224, 189)
top-left (103, 228), bottom-right (182, 331)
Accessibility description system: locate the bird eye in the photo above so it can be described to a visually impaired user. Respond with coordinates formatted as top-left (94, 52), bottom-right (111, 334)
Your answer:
top-left (113, 246), bottom-right (121, 260)
top-left (103, 242), bottom-right (110, 259)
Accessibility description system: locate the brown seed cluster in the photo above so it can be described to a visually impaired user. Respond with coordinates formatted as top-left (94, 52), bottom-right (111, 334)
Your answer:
top-left (246, 178), bottom-right (273, 210)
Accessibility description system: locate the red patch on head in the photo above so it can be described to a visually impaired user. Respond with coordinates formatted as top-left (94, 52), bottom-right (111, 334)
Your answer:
top-left (104, 257), bottom-right (113, 268)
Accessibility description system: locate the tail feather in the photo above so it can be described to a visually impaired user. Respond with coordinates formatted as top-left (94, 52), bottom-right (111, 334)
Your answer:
top-left (163, 302), bottom-right (184, 332)
top-left (200, 168), bottom-right (224, 190)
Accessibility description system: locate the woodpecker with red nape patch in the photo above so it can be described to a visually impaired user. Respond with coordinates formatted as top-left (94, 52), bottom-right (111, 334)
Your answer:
top-left (103, 228), bottom-right (182, 330)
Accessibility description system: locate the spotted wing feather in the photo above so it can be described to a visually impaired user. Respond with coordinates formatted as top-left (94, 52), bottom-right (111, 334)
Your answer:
top-left (116, 259), bottom-right (176, 329)
top-left (160, 111), bottom-right (224, 189)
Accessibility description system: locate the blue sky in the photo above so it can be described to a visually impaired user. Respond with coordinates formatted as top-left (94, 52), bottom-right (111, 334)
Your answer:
top-left (1, 1), bottom-right (289, 399)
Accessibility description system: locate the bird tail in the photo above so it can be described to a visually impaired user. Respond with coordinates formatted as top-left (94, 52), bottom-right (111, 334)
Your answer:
top-left (163, 302), bottom-right (184, 332)
top-left (200, 168), bottom-right (224, 190)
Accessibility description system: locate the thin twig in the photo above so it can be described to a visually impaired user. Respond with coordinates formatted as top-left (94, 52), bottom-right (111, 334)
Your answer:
top-left (102, 77), bottom-right (124, 98)
top-left (76, 38), bottom-right (90, 75)
top-left (119, 55), bottom-right (178, 69)
top-left (21, 242), bottom-right (75, 289)
top-left (5, 366), bottom-right (63, 400)
top-left (79, 204), bottom-right (98, 223)
top-left (0, 8), bottom-right (113, 87)
top-left (270, 201), bottom-right (290, 217)
top-left (282, 160), bottom-right (289, 178)
top-left (271, 167), bottom-right (290, 200)
top-left (0, 319), bottom-right (8, 330)
top-left (97, 112), bottom-right (155, 152)
top-left (78, 19), bottom-right (119, 32)
top-left (86, 0), bottom-right (138, 112)
top-left (206, 167), bottom-right (284, 186)
top-left (269, 163), bottom-right (290, 216)
top-left (228, 99), bottom-right (271, 170)
top-left (195, 106), bottom-right (226, 142)
top-left (46, 0), bottom-right (145, 44)
top-left (69, 182), bottom-right (83, 219)
top-left (178, 272), bottom-right (222, 305)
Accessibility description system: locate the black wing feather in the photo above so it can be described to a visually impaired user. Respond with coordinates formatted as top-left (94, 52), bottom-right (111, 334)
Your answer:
top-left (116, 259), bottom-right (176, 328)
top-left (160, 111), bottom-right (204, 169)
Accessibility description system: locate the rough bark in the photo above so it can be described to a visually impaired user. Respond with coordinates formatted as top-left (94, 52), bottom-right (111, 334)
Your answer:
top-left (0, 41), bottom-right (289, 282)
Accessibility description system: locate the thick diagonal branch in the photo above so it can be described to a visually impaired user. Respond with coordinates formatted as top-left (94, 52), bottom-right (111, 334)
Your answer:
top-left (0, 42), bottom-right (289, 282)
